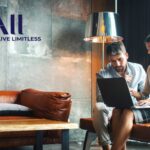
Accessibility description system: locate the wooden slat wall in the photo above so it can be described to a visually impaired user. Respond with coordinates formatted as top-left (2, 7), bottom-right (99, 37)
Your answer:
top-left (92, 0), bottom-right (115, 12)
top-left (91, 0), bottom-right (115, 114)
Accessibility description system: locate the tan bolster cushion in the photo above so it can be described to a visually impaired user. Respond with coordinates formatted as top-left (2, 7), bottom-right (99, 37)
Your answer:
top-left (18, 89), bottom-right (72, 121)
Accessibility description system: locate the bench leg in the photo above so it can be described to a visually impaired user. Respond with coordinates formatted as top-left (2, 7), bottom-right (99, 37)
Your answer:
top-left (61, 129), bottom-right (69, 150)
top-left (83, 131), bottom-right (97, 150)
top-left (34, 131), bottom-right (44, 150)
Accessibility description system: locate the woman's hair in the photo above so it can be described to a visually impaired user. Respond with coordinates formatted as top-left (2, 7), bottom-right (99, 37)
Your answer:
top-left (144, 34), bottom-right (150, 43)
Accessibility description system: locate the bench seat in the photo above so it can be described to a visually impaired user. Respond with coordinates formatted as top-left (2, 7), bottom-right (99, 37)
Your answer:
top-left (80, 118), bottom-right (150, 150)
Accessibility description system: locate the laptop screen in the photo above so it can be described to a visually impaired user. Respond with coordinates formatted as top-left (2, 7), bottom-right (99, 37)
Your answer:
top-left (97, 77), bottom-right (134, 108)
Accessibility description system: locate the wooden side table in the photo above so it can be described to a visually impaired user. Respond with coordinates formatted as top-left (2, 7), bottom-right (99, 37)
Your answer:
top-left (0, 118), bottom-right (78, 150)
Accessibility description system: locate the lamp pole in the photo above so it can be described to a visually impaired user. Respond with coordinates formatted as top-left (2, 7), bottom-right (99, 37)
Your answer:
top-left (102, 36), bottom-right (105, 70)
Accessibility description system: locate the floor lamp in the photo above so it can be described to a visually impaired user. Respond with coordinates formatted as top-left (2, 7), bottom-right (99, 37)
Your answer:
top-left (84, 12), bottom-right (123, 69)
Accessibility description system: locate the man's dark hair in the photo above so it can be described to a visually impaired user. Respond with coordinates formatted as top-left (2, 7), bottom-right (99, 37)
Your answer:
top-left (144, 34), bottom-right (150, 43)
top-left (106, 42), bottom-right (126, 56)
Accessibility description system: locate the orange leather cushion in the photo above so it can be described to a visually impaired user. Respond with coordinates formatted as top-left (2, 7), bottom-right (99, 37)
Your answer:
top-left (18, 89), bottom-right (72, 121)
top-left (0, 91), bottom-right (19, 103)
top-left (80, 118), bottom-right (95, 132)
top-left (131, 123), bottom-right (150, 142)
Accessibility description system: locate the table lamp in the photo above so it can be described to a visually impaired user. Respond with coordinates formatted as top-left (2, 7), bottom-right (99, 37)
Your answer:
top-left (84, 12), bottom-right (123, 69)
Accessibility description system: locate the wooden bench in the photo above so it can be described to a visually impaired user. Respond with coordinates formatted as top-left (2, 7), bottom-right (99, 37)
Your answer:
top-left (0, 118), bottom-right (78, 150)
top-left (80, 118), bottom-right (150, 150)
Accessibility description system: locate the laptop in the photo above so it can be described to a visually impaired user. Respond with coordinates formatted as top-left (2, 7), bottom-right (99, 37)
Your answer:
top-left (97, 77), bottom-right (150, 109)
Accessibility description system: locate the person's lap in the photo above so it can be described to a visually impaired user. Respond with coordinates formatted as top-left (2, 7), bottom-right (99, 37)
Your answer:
top-left (132, 109), bottom-right (150, 123)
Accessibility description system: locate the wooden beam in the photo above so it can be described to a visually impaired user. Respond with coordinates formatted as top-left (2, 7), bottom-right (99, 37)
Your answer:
top-left (92, 0), bottom-right (115, 12)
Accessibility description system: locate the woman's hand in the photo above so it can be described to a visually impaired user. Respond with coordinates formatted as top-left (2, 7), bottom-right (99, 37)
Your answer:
top-left (137, 99), bottom-right (150, 106)
top-left (129, 88), bottom-right (141, 99)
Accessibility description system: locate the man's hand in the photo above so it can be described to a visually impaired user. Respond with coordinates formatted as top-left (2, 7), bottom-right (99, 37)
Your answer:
top-left (129, 88), bottom-right (141, 99)
top-left (124, 74), bottom-right (132, 83)
top-left (136, 99), bottom-right (150, 106)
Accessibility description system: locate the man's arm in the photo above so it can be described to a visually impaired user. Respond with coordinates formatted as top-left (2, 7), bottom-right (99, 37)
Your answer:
top-left (131, 65), bottom-right (149, 100)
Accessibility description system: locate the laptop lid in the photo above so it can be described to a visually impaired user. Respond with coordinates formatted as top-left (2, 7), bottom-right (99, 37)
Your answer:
top-left (97, 77), bottom-right (134, 108)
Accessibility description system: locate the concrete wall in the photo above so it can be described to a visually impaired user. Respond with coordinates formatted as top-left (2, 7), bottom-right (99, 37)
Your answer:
top-left (0, 0), bottom-right (91, 141)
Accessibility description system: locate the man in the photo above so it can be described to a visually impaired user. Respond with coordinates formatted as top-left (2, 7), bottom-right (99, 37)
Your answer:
top-left (110, 35), bottom-right (150, 150)
top-left (92, 42), bottom-right (146, 150)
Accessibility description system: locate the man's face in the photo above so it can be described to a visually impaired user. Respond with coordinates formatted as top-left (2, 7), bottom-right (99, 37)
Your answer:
top-left (109, 52), bottom-right (128, 73)
top-left (145, 42), bottom-right (150, 54)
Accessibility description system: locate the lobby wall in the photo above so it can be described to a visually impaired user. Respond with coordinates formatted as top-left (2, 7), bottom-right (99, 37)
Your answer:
top-left (0, 0), bottom-right (91, 141)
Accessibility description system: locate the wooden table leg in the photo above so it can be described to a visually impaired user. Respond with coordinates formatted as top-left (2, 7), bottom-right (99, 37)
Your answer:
top-left (34, 131), bottom-right (43, 150)
top-left (61, 129), bottom-right (69, 150)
